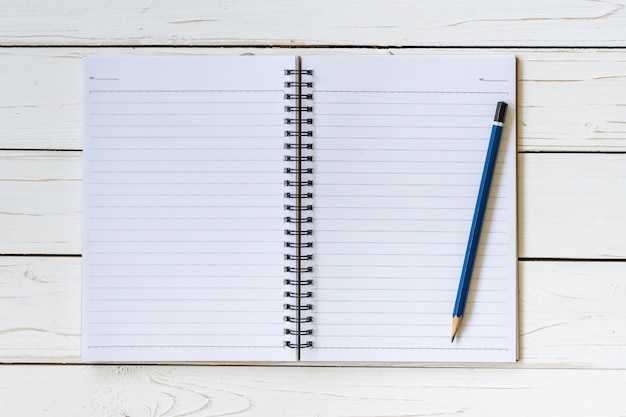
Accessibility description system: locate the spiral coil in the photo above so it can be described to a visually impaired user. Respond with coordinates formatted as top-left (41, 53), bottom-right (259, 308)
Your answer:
top-left (283, 58), bottom-right (314, 353)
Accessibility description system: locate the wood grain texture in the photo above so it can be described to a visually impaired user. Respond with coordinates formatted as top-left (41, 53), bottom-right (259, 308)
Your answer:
top-left (517, 50), bottom-right (626, 151)
top-left (2, 257), bottom-right (624, 369)
top-left (520, 153), bottom-right (626, 259)
top-left (2, 49), bottom-right (626, 151)
top-left (1, 0), bottom-right (626, 47)
top-left (0, 365), bottom-right (625, 416)
top-left (2, 5), bottom-right (625, 411)
top-left (520, 261), bottom-right (626, 368)
top-left (0, 256), bottom-right (80, 361)
top-left (0, 151), bottom-right (80, 255)
top-left (3, 150), bottom-right (626, 258)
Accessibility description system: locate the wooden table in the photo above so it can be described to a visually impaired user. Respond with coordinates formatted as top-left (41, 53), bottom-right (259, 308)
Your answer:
top-left (1, 1), bottom-right (625, 415)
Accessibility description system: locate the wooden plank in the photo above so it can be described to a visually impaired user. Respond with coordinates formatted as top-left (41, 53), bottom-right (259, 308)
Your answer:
top-left (2, 256), bottom-right (625, 369)
top-left (3, 150), bottom-right (626, 258)
top-left (1, 0), bottom-right (626, 47)
top-left (0, 151), bottom-right (81, 255)
top-left (0, 50), bottom-right (83, 150)
top-left (518, 50), bottom-right (626, 151)
top-left (519, 153), bottom-right (626, 259)
top-left (520, 261), bottom-right (626, 368)
top-left (0, 256), bottom-right (81, 361)
top-left (0, 365), bottom-right (625, 416)
top-left (2, 48), bottom-right (626, 151)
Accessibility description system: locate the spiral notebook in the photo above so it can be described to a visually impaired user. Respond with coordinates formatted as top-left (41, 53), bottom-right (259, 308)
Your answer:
top-left (82, 55), bottom-right (517, 363)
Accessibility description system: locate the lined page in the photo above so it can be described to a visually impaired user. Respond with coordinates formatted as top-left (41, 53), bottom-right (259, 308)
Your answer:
top-left (82, 56), bottom-right (294, 362)
top-left (301, 55), bottom-right (517, 362)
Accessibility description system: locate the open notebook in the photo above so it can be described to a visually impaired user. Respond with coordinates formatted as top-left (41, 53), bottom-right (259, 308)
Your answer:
top-left (82, 55), bottom-right (517, 362)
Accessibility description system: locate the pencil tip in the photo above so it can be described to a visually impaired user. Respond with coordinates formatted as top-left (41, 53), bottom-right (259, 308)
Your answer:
top-left (451, 316), bottom-right (462, 344)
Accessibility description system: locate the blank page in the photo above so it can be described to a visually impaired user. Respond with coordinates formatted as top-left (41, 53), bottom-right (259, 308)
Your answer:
top-left (82, 56), bottom-right (295, 362)
top-left (301, 55), bottom-right (517, 362)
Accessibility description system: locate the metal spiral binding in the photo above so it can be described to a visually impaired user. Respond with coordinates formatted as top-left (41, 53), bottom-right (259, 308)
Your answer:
top-left (283, 57), bottom-right (314, 355)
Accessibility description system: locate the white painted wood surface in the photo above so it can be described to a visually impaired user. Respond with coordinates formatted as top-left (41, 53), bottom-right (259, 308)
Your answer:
top-left (2, 48), bottom-right (626, 152)
top-left (2, 257), bottom-right (625, 369)
top-left (1, 0), bottom-right (626, 47)
top-left (4, 150), bottom-right (626, 259)
top-left (2, 1), bottom-right (626, 415)
top-left (1, 365), bottom-right (625, 417)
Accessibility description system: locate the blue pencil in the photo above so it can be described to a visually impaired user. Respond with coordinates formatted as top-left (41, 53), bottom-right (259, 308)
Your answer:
top-left (451, 101), bottom-right (508, 343)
